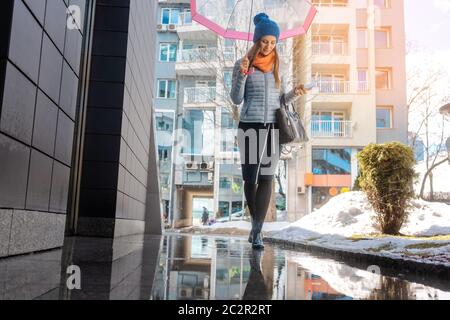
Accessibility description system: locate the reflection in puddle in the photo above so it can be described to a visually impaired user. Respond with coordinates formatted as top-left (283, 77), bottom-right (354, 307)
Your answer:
top-left (151, 235), bottom-right (450, 300)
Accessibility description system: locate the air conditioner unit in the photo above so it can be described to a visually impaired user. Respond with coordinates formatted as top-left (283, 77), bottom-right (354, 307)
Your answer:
top-left (297, 186), bottom-right (305, 194)
top-left (156, 24), bottom-right (166, 31)
top-left (200, 162), bottom-right (209, 170)
top-left (185, 161), bottom-right (199, 170)
top-left (179, 288), bottom-right (192, 298)
top-left (168, 24), bottom-right (177, 31)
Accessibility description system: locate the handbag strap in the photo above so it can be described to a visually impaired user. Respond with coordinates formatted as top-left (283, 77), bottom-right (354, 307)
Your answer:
top-left (281, 93), bottom-right (296, 113)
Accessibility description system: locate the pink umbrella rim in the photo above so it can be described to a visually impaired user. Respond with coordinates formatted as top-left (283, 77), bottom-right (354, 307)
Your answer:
top-left (190, 0), bottom-right (317, 41)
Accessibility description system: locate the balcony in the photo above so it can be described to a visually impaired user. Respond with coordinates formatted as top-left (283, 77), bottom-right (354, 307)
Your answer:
top-left (311, 120), bottom-right (352, 138)
top-left (184, 87), bottom-right (216, 105)
top-left (176, 13), bottom-right (219, 41)
top-left (312, 41), bottom-right (348, 56)
top-left (177, 47), bottom-right (235, 63)
top-left (316, 81), bottom-right (369, 94)
top-left (176, 47), bottom-right (235, 76)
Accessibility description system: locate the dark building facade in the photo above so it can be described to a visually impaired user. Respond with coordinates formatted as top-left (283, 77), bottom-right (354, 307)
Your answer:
top-left (0, 0), bottom-right (161, 258)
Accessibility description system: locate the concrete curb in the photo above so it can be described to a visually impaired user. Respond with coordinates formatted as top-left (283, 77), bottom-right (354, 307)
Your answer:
top-left (265, 237), bottom-right (450, 284)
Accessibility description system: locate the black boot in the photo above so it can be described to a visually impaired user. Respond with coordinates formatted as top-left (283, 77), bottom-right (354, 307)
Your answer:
top-left (248, 218), bottom-right (257, 243)
top-left (251, 222), bottom-right (264, 250)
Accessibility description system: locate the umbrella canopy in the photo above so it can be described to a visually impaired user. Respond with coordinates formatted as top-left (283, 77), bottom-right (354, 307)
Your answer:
top-left (190, 0), bottom-right (317, 41)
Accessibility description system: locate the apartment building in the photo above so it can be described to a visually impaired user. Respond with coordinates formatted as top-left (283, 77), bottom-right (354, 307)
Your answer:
top-left (155, 0), bottom-right (408, 226)
top-left (287, 0), bottom-right (408, 221)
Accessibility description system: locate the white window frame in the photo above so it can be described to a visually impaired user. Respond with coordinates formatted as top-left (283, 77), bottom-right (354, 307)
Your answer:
top-left (375, 69), bottom-right (391, 90)
top-left (157, 79), bottom-right (177, 99)
top-left (161, 7), bottom-right (181, 25)
top-left (375, 28), bottom-right (391, 49)
top-left (159, 43), bottom-right (178, 62)
top-left (376, 106), bottom-right (393, 129)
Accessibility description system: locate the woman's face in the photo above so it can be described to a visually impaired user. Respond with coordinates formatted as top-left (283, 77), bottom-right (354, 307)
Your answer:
top-left (260, 35), bottom-right (277, 55)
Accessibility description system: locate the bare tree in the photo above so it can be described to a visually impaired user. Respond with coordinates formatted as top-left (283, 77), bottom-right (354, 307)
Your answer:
top-left (407, 54), bottom-right (450, 200)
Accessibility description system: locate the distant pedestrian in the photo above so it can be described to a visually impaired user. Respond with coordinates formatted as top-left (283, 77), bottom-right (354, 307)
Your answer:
top-left (201, 206), bottom-right (209, 225)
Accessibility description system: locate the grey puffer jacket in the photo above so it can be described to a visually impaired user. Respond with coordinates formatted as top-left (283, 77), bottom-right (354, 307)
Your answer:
top-left (230, 58), bottom-right (300, 124)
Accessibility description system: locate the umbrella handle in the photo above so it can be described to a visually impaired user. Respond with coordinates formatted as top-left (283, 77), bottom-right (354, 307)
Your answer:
top-left (245, 0), bottom-right (255, 53)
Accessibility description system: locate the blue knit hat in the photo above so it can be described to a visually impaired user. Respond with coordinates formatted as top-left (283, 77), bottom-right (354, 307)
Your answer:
top-left (253, 13), bottom-right (280, 43)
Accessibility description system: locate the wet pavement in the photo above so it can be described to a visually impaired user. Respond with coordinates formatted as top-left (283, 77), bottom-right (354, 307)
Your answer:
top-left (0, 233), bottom-right (449, 300)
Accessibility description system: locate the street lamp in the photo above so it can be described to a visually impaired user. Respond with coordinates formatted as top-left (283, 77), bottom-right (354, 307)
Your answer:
top-left (439, 103), bottom-right (450, 164)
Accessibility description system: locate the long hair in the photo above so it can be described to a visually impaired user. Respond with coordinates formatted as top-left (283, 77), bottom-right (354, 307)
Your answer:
top-left (246, 41), bottom-right (281, 89)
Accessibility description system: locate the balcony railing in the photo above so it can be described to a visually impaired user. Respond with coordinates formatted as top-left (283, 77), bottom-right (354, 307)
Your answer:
top-left (184, 87), bottom-right (216, 104)
top-left (315, 81), bottom-right (369, 93)
top-left (311, 120), bottom-right (352, 138)
top-left (357, 81), bottom-right (369, 93)
top-left (312, 41), bottom-right (348, 56)
top-left (177, 47), bottom-right (235, 63)
top-left (317, 80), bottom-right (350, 93)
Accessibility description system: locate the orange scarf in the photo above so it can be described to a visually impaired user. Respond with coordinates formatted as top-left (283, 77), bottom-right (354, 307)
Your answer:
top-left (252, 51), bottom-right (275, 73)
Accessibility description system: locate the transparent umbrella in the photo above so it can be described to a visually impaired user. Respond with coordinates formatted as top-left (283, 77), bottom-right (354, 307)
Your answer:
top-left (190, 0), bottom-right (317, 42)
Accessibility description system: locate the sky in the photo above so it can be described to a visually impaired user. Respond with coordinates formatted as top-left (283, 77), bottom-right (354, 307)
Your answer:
top-left (404, 0), bottom-right (450, 145)
top-left (404, 0), bottom-right (450, 51)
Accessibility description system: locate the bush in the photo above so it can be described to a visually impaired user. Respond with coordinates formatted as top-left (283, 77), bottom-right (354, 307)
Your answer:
top-left (357, 142), bottom-right (416, 235)
top-left (352, 172), bottom-right (361, 191)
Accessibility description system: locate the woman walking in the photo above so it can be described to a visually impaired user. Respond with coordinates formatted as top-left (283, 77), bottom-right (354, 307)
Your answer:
top-left (230, 13), bottom-right (307, 249)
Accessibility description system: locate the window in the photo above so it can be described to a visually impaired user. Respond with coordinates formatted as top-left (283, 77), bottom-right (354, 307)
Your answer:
top-left (158, 80), bottom-right (177, 99)
top-left (182, 9), bottom-right (192, 24)
top-left (182, 109), bottom-right (215, 155)
top-left (374, 0), bottom-right (390, 8)
top-left (159, 43), bottom-right (177, 62)
top-left (375, 69), bottom-right (391, 89)
top-left (376, 106), bottom-right (393, 128)
top-left (161, 8), bottom-right (180, 25)
top-left (358, 69), bottom-right (367, 82)
top-left (223, 71), bottom-right (232, 91)
top-left (357, 29), bottom-right (367, 48)
top-left (312, 148), bottom-right (352, 175)
top-left (219, 176), bottom-right (232, 189)
top-left (375, 28), bottom-right (390, 48)
top-left (358, 69), bottom-right (368, 92)
top-left (221, 108), bottom-right (238, 152)
top-left (158, 147), bottom-right (170, 161)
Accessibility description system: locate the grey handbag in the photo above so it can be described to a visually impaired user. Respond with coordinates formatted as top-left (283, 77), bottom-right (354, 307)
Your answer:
top-left (276, 93), bottom-right (309, 145)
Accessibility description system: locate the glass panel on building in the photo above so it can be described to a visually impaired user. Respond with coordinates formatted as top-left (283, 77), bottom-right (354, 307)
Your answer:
top-left (158, 80), bottom-right (167, 98)
top-left (376, 107), bottom-right (392, 128)
top-left (217, 163), bottom-right (244, 222)
top-left (182, 109), bottom-right (215, 155)
top-left (375, 29), bottom-right (389, 48)
top-left (162, 8), bottom-right (170, 24)
top-left (376, 69), bottom-right (390, 89)
top-left (312, 148), bottom-right (352, 175)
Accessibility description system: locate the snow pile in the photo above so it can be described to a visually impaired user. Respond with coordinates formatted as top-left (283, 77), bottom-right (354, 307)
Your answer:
top-left (403, 197), bottom-right (450, 236)
top-left (269, 192), bottom-right (450, 267)
top-left (278, 191), bottom-right (450, 237)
